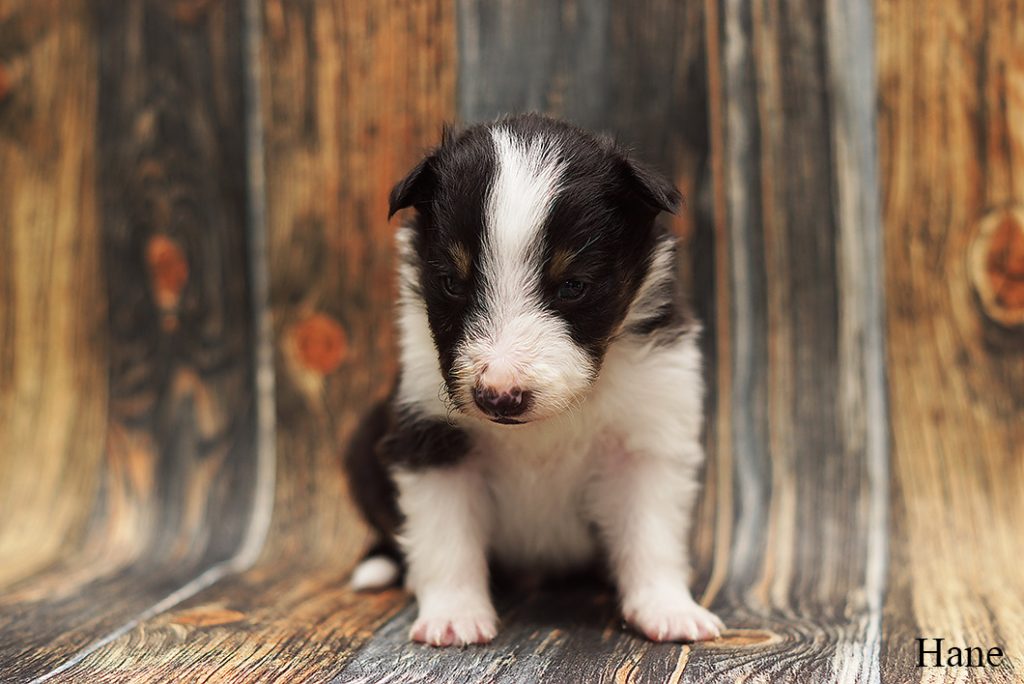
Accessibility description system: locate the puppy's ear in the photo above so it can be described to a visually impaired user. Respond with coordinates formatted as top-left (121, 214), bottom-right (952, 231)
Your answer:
top-left (619, 156), bottom-right (682, 215)
top-left (388, 154), bottom-right (436, 219)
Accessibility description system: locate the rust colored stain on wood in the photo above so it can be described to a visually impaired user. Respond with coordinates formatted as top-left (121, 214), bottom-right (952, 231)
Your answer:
top-left (146, 235), bottom-right (188, 310)
top-left (986, 215), bottom-right (1024, 308)
top-left (291, 313), bottom-right (348, 374)
top-left (173, 0), bottom-right (215, 25)
top-left (0, 64), bottom-right (10, 101)
top-left (970, 208), bottom-right (1024, 327)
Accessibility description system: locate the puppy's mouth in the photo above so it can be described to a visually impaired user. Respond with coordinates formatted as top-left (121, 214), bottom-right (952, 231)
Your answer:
top-left (490, 416), bottom-right (527, 425)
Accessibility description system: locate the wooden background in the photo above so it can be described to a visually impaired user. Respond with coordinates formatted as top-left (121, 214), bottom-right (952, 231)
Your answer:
top-left (0, 0), bottom-right (1021, 681)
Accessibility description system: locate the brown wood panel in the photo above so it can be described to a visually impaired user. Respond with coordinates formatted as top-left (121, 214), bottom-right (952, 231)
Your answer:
top-left (258, 0), bottom-right (455, 563)
top-left (0, 0), bottom-right (259, 680)
top-left (39, 1), bottom-right (458, 681)
top-left (694, 0), bottom-right (888, 680)
top-left (878, 0), bottom-right (1024, 680)
top-left (0, 0), bottom-right (106, 592)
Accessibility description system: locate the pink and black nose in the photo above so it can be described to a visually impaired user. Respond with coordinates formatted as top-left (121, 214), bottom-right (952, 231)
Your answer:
top-left (472, 384), bottom-right (531, 421)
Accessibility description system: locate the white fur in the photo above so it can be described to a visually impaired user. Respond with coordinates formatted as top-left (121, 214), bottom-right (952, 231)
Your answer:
top-left (394, 327), bottom-right (719, 643)
top-left (350, 555), bottom-right (401, 591)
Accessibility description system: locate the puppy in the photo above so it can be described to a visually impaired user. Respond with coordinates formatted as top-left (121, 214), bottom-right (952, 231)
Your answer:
top-left (344, 113), bottom-right (722, 646)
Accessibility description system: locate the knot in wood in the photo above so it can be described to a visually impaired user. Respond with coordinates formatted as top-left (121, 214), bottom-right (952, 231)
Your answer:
top-left (969, 207), bottom-right (1024, 329)
top-left (292, 313), bottom-right (348, 374)
top-left (146, 235), bottom-right (189, 324)
top-left (0, 63), bottom-right (11, 102)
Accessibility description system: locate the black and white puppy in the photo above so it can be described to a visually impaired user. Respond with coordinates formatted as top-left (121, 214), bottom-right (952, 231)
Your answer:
top-left (344, 113), bottom-right (721, 646)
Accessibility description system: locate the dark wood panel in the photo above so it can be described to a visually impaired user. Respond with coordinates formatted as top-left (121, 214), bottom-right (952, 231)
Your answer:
top-left (92, 0), bottom-right (256, 565)
top-left (0, 0), bottom-right (259, 680)
top-left (877, 0), bottom-right (1024, 680)
top-left (696, 0), bottom-right (888, 680)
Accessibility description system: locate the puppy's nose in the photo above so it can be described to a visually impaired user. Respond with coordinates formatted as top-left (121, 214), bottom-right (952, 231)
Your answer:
top-left (472, 384), bottom-right (530, 418)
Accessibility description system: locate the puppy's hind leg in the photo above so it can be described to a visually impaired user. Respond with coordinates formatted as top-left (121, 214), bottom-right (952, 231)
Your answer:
top-left (343, 398), bottom-right (404, 591)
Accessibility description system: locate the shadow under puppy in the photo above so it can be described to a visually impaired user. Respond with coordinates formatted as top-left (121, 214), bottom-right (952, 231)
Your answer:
top-left (344, 113), bottom-right (721, 646)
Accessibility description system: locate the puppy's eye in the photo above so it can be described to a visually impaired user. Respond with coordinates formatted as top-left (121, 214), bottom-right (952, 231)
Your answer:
top-left (556, 279), bottom-right (588, 302)
top-left (442, 274), bottom-right (467, 299)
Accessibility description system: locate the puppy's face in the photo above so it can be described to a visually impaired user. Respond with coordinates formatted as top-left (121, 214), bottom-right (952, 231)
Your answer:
top-left (391, 115), bottom-right (680, 425)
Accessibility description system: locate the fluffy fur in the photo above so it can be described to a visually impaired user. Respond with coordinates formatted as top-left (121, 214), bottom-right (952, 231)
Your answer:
top-left (344, 114), bottom-right (722, 646)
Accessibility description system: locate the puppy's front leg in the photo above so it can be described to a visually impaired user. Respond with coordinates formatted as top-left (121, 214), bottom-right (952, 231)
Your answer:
top-left (395, 464), bottom-right (497, 646)
top-left (593, 441), bottom-right (723, 642)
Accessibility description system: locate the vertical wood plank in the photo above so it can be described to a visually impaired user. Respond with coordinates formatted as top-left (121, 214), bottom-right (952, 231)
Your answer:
top-left (0, 0), bottom-right (106, 589)
top-left (877, 0), bottom-right (1024, 679)
top-left (93, 0), bottom-right (256, 564)
top-left (697, 0), bottom-right (888, 680)
top-left (37, 2), bottom-right (459, 680)
top-left (0, 0), bottom-right (259, 680)
top-left (261, 0), bottom-right (456, 563)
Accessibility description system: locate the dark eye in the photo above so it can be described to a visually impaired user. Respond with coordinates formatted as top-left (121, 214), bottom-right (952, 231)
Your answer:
top-left (556, 279), bottom-right (587, 302)
top-left (442, 274), bottom-right (467, 299)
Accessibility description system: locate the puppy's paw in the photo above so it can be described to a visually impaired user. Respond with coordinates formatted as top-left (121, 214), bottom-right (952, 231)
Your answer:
top-left (624, 594), bottom-right (724, 643)
top-left (410, 595), bottom-right (498, 646)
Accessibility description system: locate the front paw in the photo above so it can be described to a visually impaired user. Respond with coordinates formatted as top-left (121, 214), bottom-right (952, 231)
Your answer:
top-left (410, 595), bottom-right (498, 646)
top-left (624, 593), bottom-right (724, 643)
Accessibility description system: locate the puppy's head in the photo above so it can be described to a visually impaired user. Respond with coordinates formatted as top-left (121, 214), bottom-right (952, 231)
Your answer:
top-left (392, 114), bottom-right (680, 425)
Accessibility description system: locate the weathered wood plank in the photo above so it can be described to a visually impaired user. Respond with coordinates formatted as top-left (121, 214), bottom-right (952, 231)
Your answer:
top-left (37, 1), bottom-right (457, 680)
top-left (695, 0), bottom-right (888, 680)
top-left (0, 0), bottom-right (107, 592)
top-left (44, 569), bottom-right (406, 684)
top-left (877, 0), bottom-right (1024, 679)
top-left (258, 0), bottom-right (455, 563)
top-left (92, 0), bottom-right (257, 564)
top-left (0, 0), bottom-right (259, 680)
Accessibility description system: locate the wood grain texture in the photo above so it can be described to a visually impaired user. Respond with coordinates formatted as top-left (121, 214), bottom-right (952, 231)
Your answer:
top-left (877, 0), bottom-right (1024, 680)
top-left (258, 0), bottom-right (455, 563)
top-left (35, 1), bottom-right (458, 681)
top-left (0, 0), bottom-right (106, 591)
top-left (6, 0), bottom-right (1023, 681)
top-left (698, 0), bottom-right (888, 680)
top-left (0, 0), bottom-right (259, 680)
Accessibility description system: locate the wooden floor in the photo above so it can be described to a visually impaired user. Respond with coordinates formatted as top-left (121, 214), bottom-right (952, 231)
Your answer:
top-left (1, 0), bottom-right (1022, 682)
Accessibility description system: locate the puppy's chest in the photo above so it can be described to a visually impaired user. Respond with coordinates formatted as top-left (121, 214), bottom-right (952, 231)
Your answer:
top-left (477, 428), bottom-right (616, 570)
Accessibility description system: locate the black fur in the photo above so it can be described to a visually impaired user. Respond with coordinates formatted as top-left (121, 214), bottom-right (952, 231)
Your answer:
top-left (343, 398), bottom-right (402, 543)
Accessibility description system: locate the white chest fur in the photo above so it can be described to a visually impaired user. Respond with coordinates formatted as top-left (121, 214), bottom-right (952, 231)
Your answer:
top-left (474, 423), bottom-right (604, 570)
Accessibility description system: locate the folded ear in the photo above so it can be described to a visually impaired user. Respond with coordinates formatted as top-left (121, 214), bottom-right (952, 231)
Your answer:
top-left (620, 156), bottom-right (682, 215)
top-left (388, 154), bottom-right (436, 219)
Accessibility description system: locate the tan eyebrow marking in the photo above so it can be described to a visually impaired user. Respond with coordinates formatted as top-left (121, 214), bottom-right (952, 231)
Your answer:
top-left (548, 248), bottom-right (574, 281)
top-left (449, 243), bottom-right (471, 279)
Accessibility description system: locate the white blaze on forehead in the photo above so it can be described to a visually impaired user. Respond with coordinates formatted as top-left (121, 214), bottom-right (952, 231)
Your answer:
top-left (484, 128), bottom-right (566, 271)
top-left (447, 128), bottom-right (596, 418)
